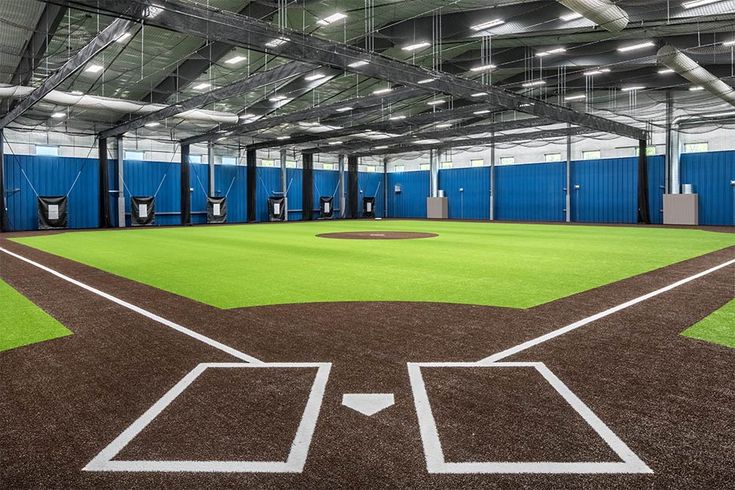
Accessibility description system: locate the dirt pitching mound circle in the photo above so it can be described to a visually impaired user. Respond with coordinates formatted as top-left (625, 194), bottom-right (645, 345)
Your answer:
top-left (316, 231), bottom-right (438, 240)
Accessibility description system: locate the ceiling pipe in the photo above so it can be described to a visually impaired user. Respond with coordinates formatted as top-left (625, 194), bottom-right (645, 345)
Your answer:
top-left (557, 0), bottom-right (629, 33)
top-left (657, 45), bottom-right (735, 107)
top-left (0, 85), bottom-right (239, 124)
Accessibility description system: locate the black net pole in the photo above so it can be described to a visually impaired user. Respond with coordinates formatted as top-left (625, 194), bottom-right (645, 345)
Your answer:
top-left (302, 152), bottom-right (314, 221)
top-left (247, 148), bottom-right (257, 222)
top-left (637, 139), bottom-right (651, 224)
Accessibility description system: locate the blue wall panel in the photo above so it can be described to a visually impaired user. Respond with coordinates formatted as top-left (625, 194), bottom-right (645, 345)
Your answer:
top-left (387, 171), bottom-right (429, 218)
top-left (647, 155), bottom-right (666, 224)
top-left (495, 162), bottom-right (565, 222)
top-left (681, 150), bottom-right (735, 225)
top-left (189, 163), bottom-right (209, 224)
top-left (285, 168), bottom-right (302, 221)
top-left (213, 164), bottom-right (247, 223)
top-left (359, 172), bottom-right (385, 217)
top-left (571, 157), bottom-right (638, 223)
top-left (255, 166), bottom-right (282, 222)
top-left (123, 160), bottom-right (180, 226)
top-left (439, 167), bottom-right (490, 220)
top-left (3, 155), bottom-right (99, 231)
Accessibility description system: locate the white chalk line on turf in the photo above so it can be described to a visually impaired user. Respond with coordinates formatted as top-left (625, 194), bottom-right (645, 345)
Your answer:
top-left (0, 247), bottom-right (263, 364)
top-left (478, 258), bottom-right (735, 365)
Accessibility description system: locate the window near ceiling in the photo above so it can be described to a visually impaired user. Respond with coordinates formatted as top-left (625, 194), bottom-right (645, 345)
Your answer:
top-left (321, 163), bottom-right (335, 170)
top-left (582, 150), bottom-right (601, 160)
top-left (499, 156), bottom-right (515, 165)
top-left (261, 159), bottom-right (274, 167)
top-left (394, 165), bottom-right (405, 172)
top-left (35, 145), bottom-right (59, 157)
top-left (633, 146), bottom-right (657, 157)
top-left (125, 150), bottom-right (144, 160)
top-left (221, 157), bottom-right (237, 165)
top-left (684, 142), bottom-right (708, 153)
top-left (441, 162), bottom-right (453, 169)
top-left (419, 163), bottom-right (431, 171)
top-left (189, 155), bottom-right (203, 164)
top-left (470, 159), bottom-right (484, 167)
top-left (545, 153), bottom-right (562, 162)
top-left (286, 160), bottom-right (297, 168)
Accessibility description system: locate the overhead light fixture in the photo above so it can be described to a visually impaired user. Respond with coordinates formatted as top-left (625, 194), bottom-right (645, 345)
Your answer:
top-left (618, 41), bottom-right (655, 53)
top-left (317, 12), bottom-right (347, 25)
top-left (470, 64), bottom-right (496, 72)
top-left (70, 90), bottom-right (84, 96)
top-left (658, 68), bottom-right (675, 74)
top-left (564, 94), bottom-right (586, 101)
top-left (560, 12), bottom-right (584, 21)
top-left (522, 80), bottom-right (546, 87)
top-left (336, 106), bottom-right (353, 112)
top-left (85, 64), bottom-right (103, 73)
top-left (436, 123), bottom-right (452, 128)
top-left (723, 40), bottom-right (735, 47)
top-left (389, 115), bottom-right (406, 120)
top-left (225, 55), bottom-right (247, 65)
top-left (374, 145), bottom-right (389, 149)
top-left (144, 5), bottom-right (163, 19)
top-left (269, 94), bottom-right (288, 102)
top-left (193, 82), bottom-right (211, 90)
top-left (239, 113), bottom-right (256, 120)
top-left (51, 112), bottom-right (66, 119)
top-left (689, 86), bottom-right (705, 91)
top-left (621, 86), bottom-right (645, 92)
top-left (305, 73), bottom-right (327, 81)
top-left (144, 121), bottom-right (160, 127)
top-left (265, 37), bottom-right (289, 48)
top-left (682, 0), bottom-right (725, 8)
top-left (473, 109), bottom-right (491, 115)
top-left (276, 136), bottom-right (291, 140)
top-left (471, 92), bottom-right (488, 97)
top-left (348, 60), bottom-right (369, 67)
top-left (415, 139), bottom-right (441, 145)
top-left (470, 19), bottom-right (505, 31)
top-left (373, 87), bottom-right (392, 95)
top-left (583, 68), bottom-right (610, 76)
top-left (536, 47), bottom-right (566, 57)
top-left (115, 32), bottom-right (132, 43)
top-left (417, 78), bottom-right (435, 84)
top-left (402, 42), bottom-right (431, 52)
top-left (328, 141), bottom-right (343, 145)
top-left (427, 100), bottom-right (446, 105)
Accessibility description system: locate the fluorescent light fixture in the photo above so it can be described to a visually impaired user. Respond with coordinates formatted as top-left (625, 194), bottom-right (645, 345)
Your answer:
top-left (70, 90), bottom-right (83, 96)
top-left (265, 37), bottom-right (289, 48)
top-left (51, 112), bottom-right (66, 119)
top-left (276, 136), bottom-right (291, 140)
top-left (583, 68), bottom-right (610, 76)
top-left (471, 92), bottom-right (488, 97)
top-left (336, 106), bottom-right (353, 112)
top-left (317, 12), bottom-right (347, 25)
top-left (470, 19), bottom-right (505, 31)
top-left (269, 94), bottom-right (288, 102)
top-left (144, 121), bottom-right (160, 127)
top-left (689, 86), bottom-right (705, 91)
top-left (621, 86), bottom-right (645, 92)
top-left (560, 12), bottom-right (584, 21)
top-left (470, 64), bottom-right (496, 72)
top-left (473, 109), bottom-right (491, 115)
top-left (328, 141), bottom-right (343, 145)
top-left (85, 64), bottom-right (103, 73)
top-left (564, 94), bottom-right (586, 101)
top-left (389, 115), bottom-right (406, 120)
top-left (239, 113), bottom-right (256, 120)
top-left (224, 55), bottom-right (247, 65)
top-left (305, 73), bottom-right (327, 81)
top-left (682, 0), bottom-right (725, 8)
top-left (522, 80), bottom-right (546, 88)
top-left (348, 60), bottom-right (369, 67)
top-left (415, 139), bottom-right (441, 145)
top-left (536, 47), bottom-right (566, 57)
top-left (618, 41), bottom-right (655, 53)
top-left (193, 82), bottom-right (211, 90)
top-left (427, 100), bottom-right (446, 105)
top-left (374, 145), bottom-right (389, 149)
top-left (402, 42), bottom-right (431, 52)
top-left (723, 40), bottom-right (735, 47)
top-left (436, 123), bottom-right (452, 128)
top-left (144, 5), bottom-right (163, 18)
top-left (115, 32), bottom-right (132, 43)
top-left (373, 87), bottom-right (392, 95)
top-left (658, 68), bottom-right (675, 74)
top-left (417, 78), bottom-right (435, 84)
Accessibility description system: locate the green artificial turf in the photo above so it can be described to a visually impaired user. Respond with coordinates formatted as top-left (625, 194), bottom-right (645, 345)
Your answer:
top-left (682, 299), bottom-right (735, 349)
top-left (12, 220), bottom-right (735, 309)
top-left (0, 278), bottom-right (71, 352)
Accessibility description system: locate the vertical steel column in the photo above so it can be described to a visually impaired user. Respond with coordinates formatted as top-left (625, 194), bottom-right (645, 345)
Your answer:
top-left (430, 149), bottom-right (439, 198)
top-left (338, 154), bottom-right (345, 218)
top-left (246, 149), bottom-right (257, 222)
top-left (665, 91), bottom-right (673, 194)
top-left (489, 132), bottom-right (495, 221)
top-left (565, 127), bottom-right (572, 223)
top-left (637, 139), bottom-right (651, 224)
top-left (0, 129), bottom-right (7, 232)
top-left (280, 148), bottom-right (288, 221)
top-left (302, 152), bottom-right (314, 221)
top-left (347, 155), bottom-right (359, 218)
top-left (99, 138), bottom-right (110, 228)
top-left (383, 157), bottom-right (388, 218)
top-left (116, 135), bottom-right (125, 228)
top-left (181, 143), bottom-right (191, 225)
top-left (670, 128), bottom-right (680, 194)
top-left (208, 141), bottom-right (215, 196)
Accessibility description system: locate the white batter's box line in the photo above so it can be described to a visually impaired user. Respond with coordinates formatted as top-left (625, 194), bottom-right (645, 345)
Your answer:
top-left (84, 362), bottom-right (331, 473)
top-left (407, 361), bottom-right (653, 475)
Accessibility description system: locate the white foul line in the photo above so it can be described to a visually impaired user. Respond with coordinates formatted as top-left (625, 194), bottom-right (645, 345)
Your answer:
top-left (479, 258), bottom-right (735, 364)
top-left (0, 247), bottom-right (263, 364)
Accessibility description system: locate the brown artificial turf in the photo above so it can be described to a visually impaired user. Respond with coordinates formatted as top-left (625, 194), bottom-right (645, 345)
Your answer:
top-left (0, 233), bottom-right (733, 489)
top-left (316, 231), bottom-right (439, 239)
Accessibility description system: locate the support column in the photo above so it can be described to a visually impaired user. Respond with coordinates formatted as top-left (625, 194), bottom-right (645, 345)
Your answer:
top-left (489, 133), bottom-right (495, 221)
top-left (246, 148), bottom-right (256, 222)
top-left (665, 91), bottom-right (673, 194)
top-left (383, 157), bottom-right (388, 218)
top-left (430, 149), bottom-right (439, 198)
top-left (0, 129), bottom-right (7, 232)
top-left (181, 143), bottom-right (191, 226)
top-left (280, 148), bottom-right (288, 221)
top-left (338, 154), bottom-right (345, 218)
top-left (565, 127), bottom-right (572, 223)
top-left (638, 139), bottom-right (651, 224)
top-left (98, 138), bottom-right (111, 228)
top-left (302, 152), bottom-right (314, 221)
top-left (116, 135), bottom-right (125, 228)
top-left (347, 155), bottom-right (358, 218)
top-left (208, 141), bottom-right (215, 196)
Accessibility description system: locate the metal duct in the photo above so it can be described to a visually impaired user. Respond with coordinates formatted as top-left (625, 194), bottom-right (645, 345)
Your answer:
top-left (657, 45), bottom-right (735, 107)
top-left (0, 85), bottom-right (239, 124)
top-left (557, 0), bottom-right (629, 32)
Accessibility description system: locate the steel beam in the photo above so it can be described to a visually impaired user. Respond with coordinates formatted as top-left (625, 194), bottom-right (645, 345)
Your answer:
top-left (59, 0), bottom-right (646, 140)
top-left (0, 16), bottom-right (134, 129)
top-left (10, 4), bottom-right (67, 87)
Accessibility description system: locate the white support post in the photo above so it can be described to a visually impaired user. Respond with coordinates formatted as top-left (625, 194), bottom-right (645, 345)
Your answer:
top-left (490, 133), bottom-right (495, 221)
top-left (116, 135), bottom-right (125, 228)
top-left (208, 141), bottom-right (215, 196)
top-left (430, 149), bottom-right (439, 198)
top-left (565, 126), bottom-right (572, 223)
top-left (280, 148), bottom-right (288, 220)
top-left (338, 154), bottom-right (345, 218)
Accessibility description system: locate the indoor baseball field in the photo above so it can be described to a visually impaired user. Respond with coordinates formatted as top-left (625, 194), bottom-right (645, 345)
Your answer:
top-left (1, 0), bottom-right (735, 489)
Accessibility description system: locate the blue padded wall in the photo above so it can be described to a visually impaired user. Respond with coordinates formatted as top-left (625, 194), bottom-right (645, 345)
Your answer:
top-left (213, 164), bottom-right (247, 223)
top-left (647, 156), bottom-right (666, 224)
top-left (189, 163), bottom-right (209, 224)
top-left (495, 162), bottom-right (565, 222)
top-left (3, 155), bottom-right (99, 231)
top-left (358, 171), bottom-right (385, 217)
top-left (122, 160), bottom-right (180, 226)
top-left (681, 150), bottom-right (735, 225)
top-left (285, 168), bottom-right (302, 220)
top-left (387, 171), bottom-right (429, 218)
top-left (439, 167), bottom-right (491, 220)
top-left (571, 157), bottom-right (638, 223)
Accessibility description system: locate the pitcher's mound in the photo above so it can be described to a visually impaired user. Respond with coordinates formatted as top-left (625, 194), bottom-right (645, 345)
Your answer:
top-left (316, 231), bottom-right (438, 240)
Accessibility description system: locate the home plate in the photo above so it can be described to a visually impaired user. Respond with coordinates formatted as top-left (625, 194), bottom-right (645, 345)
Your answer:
top-left (342, 393), bottom-right (395, 416)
